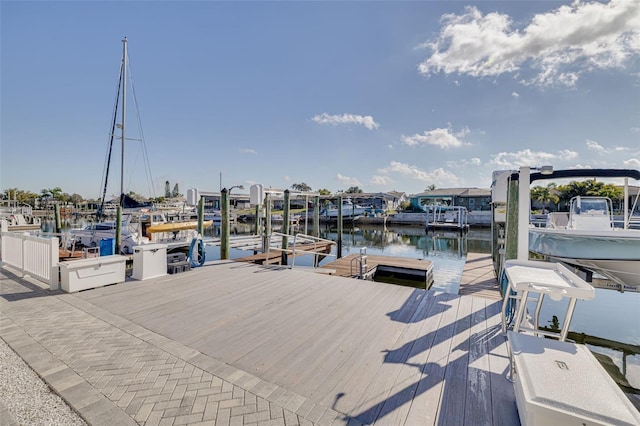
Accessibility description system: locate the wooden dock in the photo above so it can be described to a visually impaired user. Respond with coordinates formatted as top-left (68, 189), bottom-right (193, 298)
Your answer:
top-left (72, 260), bottom-right (518, 425)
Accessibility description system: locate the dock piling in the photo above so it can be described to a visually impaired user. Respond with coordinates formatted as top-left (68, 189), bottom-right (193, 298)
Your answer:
top-left (337, 195), bottom-right (343, 258)
top-left (282, 190), bottom-right (290, 264)
top-left (221, 189), bottom-right (230, 259)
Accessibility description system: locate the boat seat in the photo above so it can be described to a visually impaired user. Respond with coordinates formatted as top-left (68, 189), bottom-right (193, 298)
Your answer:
top-left (508, 331), bottom-right (640, 426)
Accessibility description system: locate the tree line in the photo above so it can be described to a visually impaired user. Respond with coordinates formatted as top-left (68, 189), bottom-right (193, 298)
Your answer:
top-left (531, 180), bottom-right (624, 212)
top-left (3, 179), bottom-right (626, 211)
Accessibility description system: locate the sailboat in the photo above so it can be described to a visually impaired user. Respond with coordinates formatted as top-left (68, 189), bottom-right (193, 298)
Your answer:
top-left (69, 38), bottom-right (211, 254)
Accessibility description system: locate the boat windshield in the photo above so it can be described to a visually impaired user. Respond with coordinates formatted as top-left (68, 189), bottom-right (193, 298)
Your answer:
top-left (572, 197), bottom-right (609, 215)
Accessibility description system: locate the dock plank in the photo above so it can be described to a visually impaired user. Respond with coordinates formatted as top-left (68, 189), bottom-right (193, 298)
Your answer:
top-left (435, 294), bottom-right (473, 425)
top-left (459, 253), bottom-right (501, 300)
top-left (72, 260), bottom-right (517, 425)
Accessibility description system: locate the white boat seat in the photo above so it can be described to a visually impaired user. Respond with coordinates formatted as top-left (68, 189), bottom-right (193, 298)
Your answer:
top-left (508, 331), bottom-right (640, 426)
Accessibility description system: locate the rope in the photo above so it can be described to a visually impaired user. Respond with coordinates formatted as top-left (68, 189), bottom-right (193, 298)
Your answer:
top-left (188, 236), bottom-right (205, 268)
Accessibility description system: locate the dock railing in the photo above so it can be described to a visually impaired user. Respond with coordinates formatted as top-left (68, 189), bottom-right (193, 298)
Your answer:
top-left (1, 230), bottom-right (59, 289)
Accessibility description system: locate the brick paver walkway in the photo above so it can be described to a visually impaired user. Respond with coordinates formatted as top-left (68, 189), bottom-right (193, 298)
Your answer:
top-left (0, 270), bottom-right (344, 426)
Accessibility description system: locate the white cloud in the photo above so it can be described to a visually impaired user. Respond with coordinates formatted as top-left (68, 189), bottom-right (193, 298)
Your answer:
top-left (370, 175), bottom-right (394, 186)
top-left (586, 139), bottom-right (607, 152)
top-left (378, 161), bottom-right (460, 185)
top-left (511, 92), bottom-right (520, 99)
top-left (490, 148), bottom-right (578, 168)
top-left (312, 113), bottom-right (380, 130)
top-left (447, 157), bottom-right (482, 168)
top-left (419, 0), bottom-right (640, 87)
top-left (240, 148), bottom-right (257, 154)
top-left (336, 173), bottom-right (362, 187)
top-left (624, 158), bottom-right (640, 168)
top-left (568, 163), bottom-right (594, 170)
top-left (614, 146), bottom-right (629, 151)
top-left (402, 126), bottom-right (471, 149)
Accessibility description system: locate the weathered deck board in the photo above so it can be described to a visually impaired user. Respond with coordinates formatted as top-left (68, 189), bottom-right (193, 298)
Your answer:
top-left (435, 294), bottom-right (472, 425)
top-left (459, 253), bottom-right (501, 300)
top-left (75, 260), bottom-right (517, 425)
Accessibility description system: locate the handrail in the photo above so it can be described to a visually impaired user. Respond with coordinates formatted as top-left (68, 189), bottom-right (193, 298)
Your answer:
top-left (266, 232), bottom-right (336, 270)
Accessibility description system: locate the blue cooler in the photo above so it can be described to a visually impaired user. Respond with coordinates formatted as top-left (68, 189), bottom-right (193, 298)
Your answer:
top-left (100, 238), bottom-right (115, 256)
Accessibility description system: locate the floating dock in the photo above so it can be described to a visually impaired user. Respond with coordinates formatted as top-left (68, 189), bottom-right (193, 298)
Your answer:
top-left (322, 253), bottom-right (434, 288)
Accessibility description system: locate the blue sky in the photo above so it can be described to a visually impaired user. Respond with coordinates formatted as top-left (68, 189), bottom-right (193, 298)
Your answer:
top-left (2, 1), bottom-right (639, 200)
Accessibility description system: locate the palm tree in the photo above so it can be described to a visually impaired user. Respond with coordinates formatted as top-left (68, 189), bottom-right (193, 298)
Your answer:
top-left (531, 184), bottom-right (559, 212)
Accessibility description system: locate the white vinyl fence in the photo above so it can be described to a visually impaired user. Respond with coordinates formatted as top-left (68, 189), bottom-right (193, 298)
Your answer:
top-left (1, 230), bottom-right (59, 289)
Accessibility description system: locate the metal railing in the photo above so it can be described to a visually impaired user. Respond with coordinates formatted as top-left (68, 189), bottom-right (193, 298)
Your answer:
top-left (266, 232), bottom-right (337, 270)
top-left (350, 247), bottom-right (368, 279)
top-left (1, 230), bottom-right (59, 289)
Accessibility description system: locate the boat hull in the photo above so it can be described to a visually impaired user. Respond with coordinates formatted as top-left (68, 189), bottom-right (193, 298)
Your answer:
top-left (321, 207), bottom-right (371, 219)
top-left (553, 258), bottom-right (640, 287)
top-left (529, 228), bottom-right (640, 286)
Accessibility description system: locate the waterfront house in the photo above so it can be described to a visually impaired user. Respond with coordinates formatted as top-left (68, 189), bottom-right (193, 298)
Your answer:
top-left (410, 188), bottom-right (491, 211)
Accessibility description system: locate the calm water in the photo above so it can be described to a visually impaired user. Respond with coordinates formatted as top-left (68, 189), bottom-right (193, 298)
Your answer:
top-left (46, 219), bottom-right (640, 396)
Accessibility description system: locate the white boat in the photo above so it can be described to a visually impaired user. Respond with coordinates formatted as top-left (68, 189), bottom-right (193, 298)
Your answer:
top-left (0, 201), bottom-right (42, 231)
top-left (69, 215), bottom-right (149, 255)
top-left (321, 198), bottom-right (372, 219)
top-left (529, 196), bottom-right (640, 286)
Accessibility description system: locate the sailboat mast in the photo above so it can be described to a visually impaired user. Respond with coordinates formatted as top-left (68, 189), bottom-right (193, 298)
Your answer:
top-left (120, 36), bottom-right (127, 207)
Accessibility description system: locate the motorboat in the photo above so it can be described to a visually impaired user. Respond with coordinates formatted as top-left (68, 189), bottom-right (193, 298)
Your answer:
top-left (69, 215), bottom-right (148, 255)
top-left (320, 198), bottom-right (372, 219)
top-left (529, 196), bottom-right (640, 286)
top-left (0, 201), bottom-right (42, 231)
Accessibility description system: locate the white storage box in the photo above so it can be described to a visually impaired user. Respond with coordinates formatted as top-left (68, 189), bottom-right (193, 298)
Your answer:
top-left (132, 243), bottom-right (167, 280)
top-left (60, 255), bottom-right (127, 293)
top-left (508, 331), bottom-right (640, 426)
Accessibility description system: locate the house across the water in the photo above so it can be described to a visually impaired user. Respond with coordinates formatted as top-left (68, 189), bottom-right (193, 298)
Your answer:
top-left (410, 188), bottom-right (491, 211)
